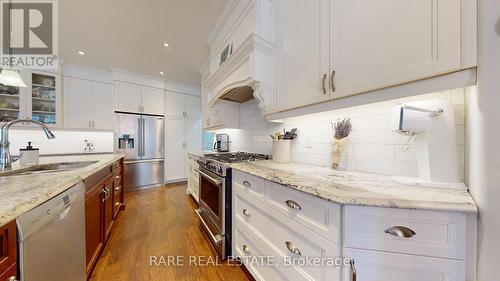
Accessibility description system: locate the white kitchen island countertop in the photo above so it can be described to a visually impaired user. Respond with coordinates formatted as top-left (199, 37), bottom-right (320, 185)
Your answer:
top-left (0, 153), bottom-right (125, 227)
top-left (231, 160), bottom-right (477, 213)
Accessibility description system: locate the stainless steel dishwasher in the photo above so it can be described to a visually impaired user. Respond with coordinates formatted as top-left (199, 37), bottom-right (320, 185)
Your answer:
top-left (17, 182), bottom-right (86, 281)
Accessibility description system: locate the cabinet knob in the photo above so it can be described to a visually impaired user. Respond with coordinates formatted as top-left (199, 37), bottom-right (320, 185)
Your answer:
top-left (242, 209), bottom-right (251, 217)
top-left (285, 241), bottom-right (301, 256)
top-left (115, 202), bottom-right (120, 206)
top-left (115, 186), bottom-right (121, 192)
top-left (384, 226), bottom-right (416, 238)
top-left (243, 180), bottom-right (251, 187)
top-left (115, 175), bottom-right (120, 180)
top-left (285, 200), bottom-right (302, 210)
top-left (7, 277), bottom-right (18, 281)
top-left (242, 244), bottom-right (251, 255)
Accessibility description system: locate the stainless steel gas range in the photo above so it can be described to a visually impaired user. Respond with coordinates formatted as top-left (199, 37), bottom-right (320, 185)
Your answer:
top-left (195, 152), bottom-right (271, 259)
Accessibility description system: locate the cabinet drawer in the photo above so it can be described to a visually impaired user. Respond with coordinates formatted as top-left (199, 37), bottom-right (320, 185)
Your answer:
top-left (234, 186), bottom-right (340, 281)
top-left (233, 171), bottom-right (266, 200)
top-left (234, 219), bottom-right (292, 281)
top-left (344, 206), bottom-right (466, 260)
top-left (266, 181), bottom-right (340, 243)
top-left (0, 262), bottom-right (17, 281)
top-left (0, 221), bottom-right (17, 274)
top-left (344, 248), bottom-right (465, 281)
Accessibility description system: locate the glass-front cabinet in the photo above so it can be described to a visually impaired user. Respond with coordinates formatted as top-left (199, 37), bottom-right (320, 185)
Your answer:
top-left (0, 84), bottom-right (22, 122)
top-left (0, 69), bottom-right (60, 127)
top-left (29, 72), bottom-right (58, 125)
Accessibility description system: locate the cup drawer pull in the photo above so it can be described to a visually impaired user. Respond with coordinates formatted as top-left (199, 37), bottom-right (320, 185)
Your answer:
top-left (243, 180), bottom-right (251, 187)
top-left (285, 200), bottom-right (302, 210)
top-left (242, 209), bottom-right (251, 217)
top-left (285, 241), bottom-right (301, 256)
top-left (384, 226), bottom-right (416, 238)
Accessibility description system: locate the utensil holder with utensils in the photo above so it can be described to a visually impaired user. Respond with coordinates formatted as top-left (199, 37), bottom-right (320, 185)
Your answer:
top-left (272, 140), bottom-right (291, 163)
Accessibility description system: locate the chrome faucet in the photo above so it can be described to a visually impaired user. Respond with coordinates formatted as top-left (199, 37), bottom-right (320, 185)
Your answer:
top-left (0, 119), bottom-right (55, 170)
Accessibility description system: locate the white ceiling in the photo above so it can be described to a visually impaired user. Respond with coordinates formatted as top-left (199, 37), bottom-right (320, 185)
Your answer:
top-left (59, 0), bottom-right (229, 85)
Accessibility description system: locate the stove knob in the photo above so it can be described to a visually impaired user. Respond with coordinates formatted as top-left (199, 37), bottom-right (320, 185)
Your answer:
top-left (218, 166), bottom-right (223, 174)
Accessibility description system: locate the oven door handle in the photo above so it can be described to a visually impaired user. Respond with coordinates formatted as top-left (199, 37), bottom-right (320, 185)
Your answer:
top-left (195, 209), bottom-right (223, 245)
top-left (196, 169), bottom-right (222, 186)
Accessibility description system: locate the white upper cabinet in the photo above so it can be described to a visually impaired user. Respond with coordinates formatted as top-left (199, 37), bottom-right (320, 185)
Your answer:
top-left (64, 77), bottom-right (114, 130)
top-left (186, 95), bottom-right (201, 119)
top-left (114, 81), bottom-right (142, 113)
top-left (165, 91), bottom-right (201, 119)
top-left (114, 81), bottom-right (165, 115)
top-left (63, 77), bottom-right (92, 129)
top-left (165, 91), bottom-right (186, 118)
top-left (92, 82), bottom-right (114, 129)
top-left (271, 0), bottom-right (476, 114)
top-left (141, 86), bottom-right (165, 115)
top-left (275, 0), bottom-right (330, 111)
top-left (330, 0), bottom-right (462, 99)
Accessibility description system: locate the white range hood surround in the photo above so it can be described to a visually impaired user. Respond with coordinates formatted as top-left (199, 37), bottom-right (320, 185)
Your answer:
top-left (204, 34), bottom-right (275, 114)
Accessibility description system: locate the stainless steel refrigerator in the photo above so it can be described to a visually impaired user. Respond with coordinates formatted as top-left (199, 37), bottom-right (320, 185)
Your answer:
top-left (115, 113), bottom-right (164, 191)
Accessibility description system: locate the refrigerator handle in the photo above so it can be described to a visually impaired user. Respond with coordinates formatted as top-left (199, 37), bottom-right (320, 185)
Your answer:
top-left (142, 118), bottom-right (146, 157)
top-left (138, 118), bottom-right (143, 157)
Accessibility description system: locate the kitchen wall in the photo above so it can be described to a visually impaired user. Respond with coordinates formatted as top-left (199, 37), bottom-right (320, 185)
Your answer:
top-left (8, 129), bottom-right (114, 155)
top-left (216, 89), bottom-right (466, 180)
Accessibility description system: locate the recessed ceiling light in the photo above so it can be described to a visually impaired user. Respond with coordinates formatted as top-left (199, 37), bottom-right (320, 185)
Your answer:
top-left (77, 51), bottom-right (86, 55)
top-left (163, 43), bottom-right (169, 48)
top-left (159, 71), bottom-right (165, 75)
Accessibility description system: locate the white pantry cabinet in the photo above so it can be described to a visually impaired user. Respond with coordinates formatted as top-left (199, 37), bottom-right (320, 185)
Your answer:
top-left (165, 117), bottom-right (186, 182)
top-left (64, 77), bottom-right (114, 130)
top-left (165, 91), bottom-right (202, 182)
top-left (114, 81), bottom-right (164, 115)
top-left (274, 0), bottom-right (476, 112)
top-left (165, 91), bottom-right (201, 119)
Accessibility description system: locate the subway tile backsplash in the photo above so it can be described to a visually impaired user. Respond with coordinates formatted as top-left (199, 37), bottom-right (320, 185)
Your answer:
top-left (216, 89), bottom-right (466, 180)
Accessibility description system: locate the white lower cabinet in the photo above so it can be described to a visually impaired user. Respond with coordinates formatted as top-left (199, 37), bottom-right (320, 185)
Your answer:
top-left (232, 173), bottom-right (341, 281)
top-left (232, 170), bottom-right (475, 281)
top-left (343, 248), bottom-right (465, 281)
top-left (186, 154), bottom-right (199, 202)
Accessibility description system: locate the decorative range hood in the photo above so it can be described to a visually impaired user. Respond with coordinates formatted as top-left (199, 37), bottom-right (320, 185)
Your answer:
top-left (203, 34), bottom-right (275, 113)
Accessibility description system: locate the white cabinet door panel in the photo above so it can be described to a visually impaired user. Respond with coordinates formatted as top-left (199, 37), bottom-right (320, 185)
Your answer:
top-left (114, 81), bottom-right (141, 113)
top-left (275, 0), bottom-right (330, 111)
top-left (186, 95), bottom-right (201, 119)
top-left (165, 117), bottom-right (185, 181)
top-left (185, 118), bottom-right (201, 152)
top-left (142, 87), bottom-right (164, 115)
top-left (330, 0), bottom-right (461, 99)
top-left (344, 248), bottom-right (465, 281)
top-left (92, 82), bottom-right (114, 130)
top-left (165, 91), bottom-right (186, 117)
top-left (63, 77), bottom-right (92, 129)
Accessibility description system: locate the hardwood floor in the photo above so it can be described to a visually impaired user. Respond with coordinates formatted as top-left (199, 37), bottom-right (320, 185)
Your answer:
top-left (89, 183), bottom-right (251, 281)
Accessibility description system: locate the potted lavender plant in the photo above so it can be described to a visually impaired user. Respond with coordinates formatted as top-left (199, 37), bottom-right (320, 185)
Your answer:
top-left (331, 118), bottom-right (352, 169)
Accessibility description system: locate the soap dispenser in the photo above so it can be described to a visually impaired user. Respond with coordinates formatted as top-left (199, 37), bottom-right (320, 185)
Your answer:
top-left (19, 142), bottom-right (39, 166)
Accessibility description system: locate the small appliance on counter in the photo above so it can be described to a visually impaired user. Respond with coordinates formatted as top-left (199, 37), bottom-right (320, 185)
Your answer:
top-left (391, 99), bottom-right (465, 190)
top-left (213, 134), bottom-right (229, 152)
top-left (19, 142), bottom-right (39, 166)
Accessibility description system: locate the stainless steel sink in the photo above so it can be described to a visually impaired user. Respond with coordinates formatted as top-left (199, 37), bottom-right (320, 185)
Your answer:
top-left (0, 161), bottom-right (98, 177)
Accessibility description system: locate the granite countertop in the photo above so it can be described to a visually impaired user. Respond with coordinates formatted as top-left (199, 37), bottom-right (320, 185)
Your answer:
top-left (231, 161), bottom-right (477, 213)
top-left (0, 153), bottom-right (125, 227)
